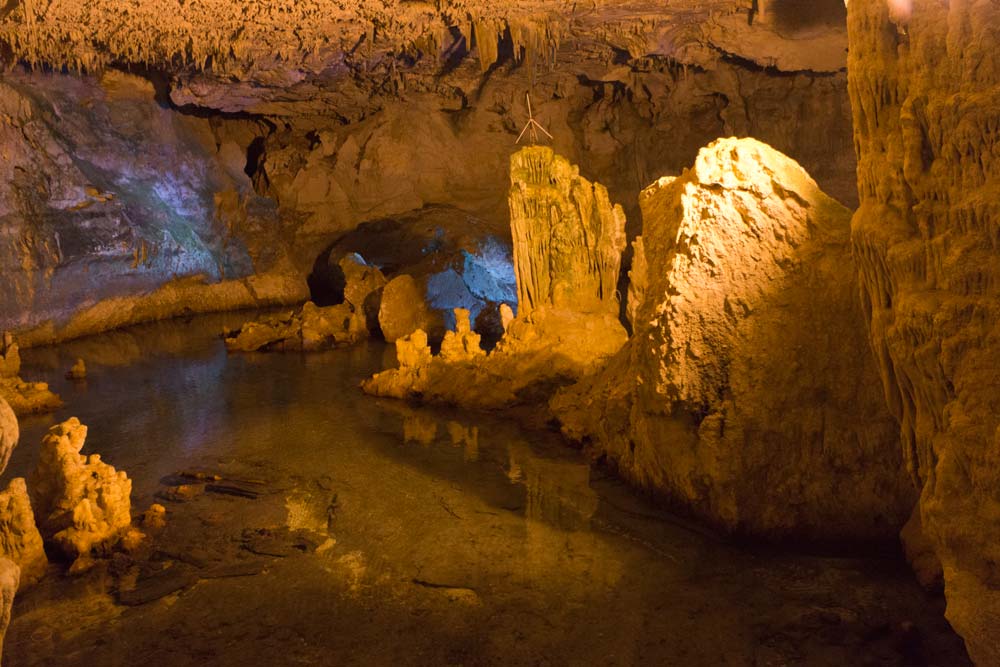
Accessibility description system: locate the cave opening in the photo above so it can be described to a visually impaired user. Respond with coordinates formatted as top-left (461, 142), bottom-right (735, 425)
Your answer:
top-left (0, 0), bottom-right (991, 664)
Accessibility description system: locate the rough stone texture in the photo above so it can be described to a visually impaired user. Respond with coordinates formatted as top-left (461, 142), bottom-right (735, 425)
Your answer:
top-left (552, 138), bottom-right (911, 541)
top-left (379, 275), bottom-right (446, 344)
top-left (0, 71), bottom-right (306, 345)
top-left (439, 310), bottom-right (486, 363)
top-left (0, 557), bottom-right (18, 663)
top-left (225, 302), bottom-right (366, 353)
top-left (0, 2), bottom-right (857, 345)
top-left (0, 479), bottom-right (47, 589)
top-left (508, 146), bottom-right (626, 317)
top-left (338, 254), bottom-right (387, 333)
top-left (0, 342), bottom-right (61, 417)
top-left (30, 418), bottom-right (133, 562)
top-left (0, 398), bottom-right (16, 477)
top-left (318, 206), bottom-right (518, 339)
top-left (848, 1), bottom-right (1000, 661)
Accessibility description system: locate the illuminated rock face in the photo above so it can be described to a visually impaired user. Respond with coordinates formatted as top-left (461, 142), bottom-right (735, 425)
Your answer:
top-left (553, 138), bottom-right (912, 541)
top-left (848, 1), bottom-right (1000, 661)
top-left (508, 147), bottom-right (626, 317)
top-left (30, 418), bottom-right (133, 563)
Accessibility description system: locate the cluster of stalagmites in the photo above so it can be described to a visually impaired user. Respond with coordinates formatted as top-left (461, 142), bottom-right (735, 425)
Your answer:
top-left (0, 396), bottom-right (144, 657)
top-left (363, 146), bottom-right (628, 407)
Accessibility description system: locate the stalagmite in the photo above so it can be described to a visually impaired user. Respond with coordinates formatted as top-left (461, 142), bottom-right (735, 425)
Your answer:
top-left (30, 418), bottom-right (134, 565)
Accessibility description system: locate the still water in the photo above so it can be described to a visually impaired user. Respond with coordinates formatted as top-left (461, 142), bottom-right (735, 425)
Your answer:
top-left (3, 313), bottom-right (969, 666)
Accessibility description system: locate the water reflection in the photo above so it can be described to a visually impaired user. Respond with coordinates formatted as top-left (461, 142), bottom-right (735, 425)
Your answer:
top-left (3, 313), bottom-right (971, 667)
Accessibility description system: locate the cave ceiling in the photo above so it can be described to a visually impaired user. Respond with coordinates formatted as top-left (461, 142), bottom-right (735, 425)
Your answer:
top-left (0, 0), bottom-right (847, 118)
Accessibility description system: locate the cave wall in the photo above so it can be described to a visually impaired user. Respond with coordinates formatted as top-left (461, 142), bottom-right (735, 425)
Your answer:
top-left (0, 1), bottom-right (856, 343)
top-left (848, 0), bottom-right (1000, 661)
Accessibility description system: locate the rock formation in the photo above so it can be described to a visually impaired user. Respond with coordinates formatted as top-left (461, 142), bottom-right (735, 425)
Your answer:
top-left (552, 138), bottom-right (912, 541)
top-left (378, 275), bottom-right (446, 345)
top-left (0, 2), bottom-right (857, 346)
top-left (0, 558), bottom-right (17, 664)
top-left (0, 479), bottom-right (47, 589)
top-left (0, 336), bottom-right (60, 417)
top-left (0, 397), bottom-right (16, 478)
top-left (848, 1), bottom-right (1000, 661)
top-left (364, 148), bottom-right (629, 409)
top-left (30, 418), bottom-right (134, 564)
top-left (508, 146), bottom-right (626, 317)
top-left (0, 398), bottom-right (47, 590)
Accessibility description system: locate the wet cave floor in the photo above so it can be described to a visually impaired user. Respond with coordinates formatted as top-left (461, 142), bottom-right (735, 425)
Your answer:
top-left (3, 313), bottom-right (970, 666)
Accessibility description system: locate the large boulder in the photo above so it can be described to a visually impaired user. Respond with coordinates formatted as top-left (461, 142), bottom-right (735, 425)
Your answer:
top-left (378, 275), bottom-right (446, 344)
top-left (553, 137), bottom-right (912, 541)
top-left (847, 1), bottom-right (1000, 660)
top-left (30, 418), bottom-right (133, 563)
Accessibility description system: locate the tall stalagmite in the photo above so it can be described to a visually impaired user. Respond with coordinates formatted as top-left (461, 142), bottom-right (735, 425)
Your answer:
top-left (848, 1), bottom-right (1000, 661)
top-left (553, 138), bottom-right (912, 540)
top-left (508, 146), bottom-right (627, 317)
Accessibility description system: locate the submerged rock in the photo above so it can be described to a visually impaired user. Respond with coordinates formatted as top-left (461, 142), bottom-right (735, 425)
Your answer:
top-left (552, 138), bottom-right (911, 541)
top-left (65, 358), bottom-right (87, 380)
top-left (30, 418), bottom-right (134, 563)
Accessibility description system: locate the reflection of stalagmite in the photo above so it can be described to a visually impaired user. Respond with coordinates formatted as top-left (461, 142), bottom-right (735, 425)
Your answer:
top-left (446, 422), bottom-right (479, 463)
top-left (507, 442), bottom-right (598, 531)
top-left (402, 414), bottom-right (438, 445)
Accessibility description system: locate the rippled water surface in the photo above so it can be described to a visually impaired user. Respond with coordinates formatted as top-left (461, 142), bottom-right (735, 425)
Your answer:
top-left (3, 313), bottom-right (970, 666)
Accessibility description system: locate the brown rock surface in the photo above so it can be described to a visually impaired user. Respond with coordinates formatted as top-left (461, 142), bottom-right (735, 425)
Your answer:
top-left (848, 1), bottom-right (1000, 660)
top-left (0, 479), bottom-right (47, 590)
top-left (378, 275), bottom-right (446, 344)
top-left (225, 302), bottom-right (366, 353)
top-left (0, 2), bottom-right (857, 346)
top-left (552, 137), bottom-right (911, 541)
top-left (30, 418), bottom-right (133, 563)
top-left (0, 557), bottom-right (17, 663)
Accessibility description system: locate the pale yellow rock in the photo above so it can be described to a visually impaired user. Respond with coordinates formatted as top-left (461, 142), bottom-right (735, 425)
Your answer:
top-left (30, 418), bottom-right (133, 562)
top-left (553, 137), bottom-right (911, 541)
top-left (508, 146), bottom-right (626, 318)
